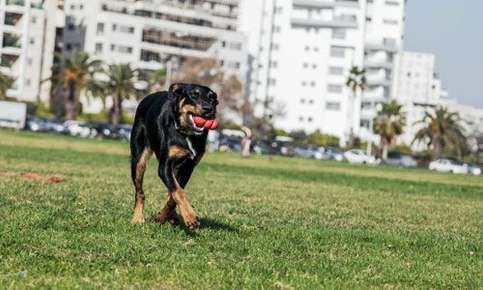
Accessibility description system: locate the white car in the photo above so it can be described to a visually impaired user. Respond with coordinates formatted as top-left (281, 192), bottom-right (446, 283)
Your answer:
top-left (468, 164), bottom-right (482, 176)
top-left (428, 159), bottom-right (468, 174)
top-left (344, 149), bottom-right (379, 165)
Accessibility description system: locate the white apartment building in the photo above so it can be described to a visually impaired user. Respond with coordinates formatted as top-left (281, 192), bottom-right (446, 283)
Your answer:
top-left (0, 0), bottom-right (58, 103)
top-left (241, 0), bottom-right (406, 145)
top-left (395, 51), bottom-right (449, 146)
top-left (62, 0), bottom-right (248, 88)
top-left (360, 0), bottom-right (406, 142)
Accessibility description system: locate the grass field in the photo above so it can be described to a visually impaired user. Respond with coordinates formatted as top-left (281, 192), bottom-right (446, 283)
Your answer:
top-left (0, 129), bottom-right (482, 289)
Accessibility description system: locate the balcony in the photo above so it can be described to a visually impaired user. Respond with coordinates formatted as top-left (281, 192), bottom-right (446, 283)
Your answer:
top-left (365, 39), bottom-right (399, 53)
top-left (3, 12), bottom-right (24, 32)
top-left (2, 33), bottom-right (22, 49)
top-left (142, 29), bottom-right (217, 52)
top-left (293, 0), bottom-right (359, 9)
top-left (291, 15), bottom-right (358, 29)
top-left (0, 54), bottom-right (20, 76)
top-left (6, 0), bottom-right (25, 7)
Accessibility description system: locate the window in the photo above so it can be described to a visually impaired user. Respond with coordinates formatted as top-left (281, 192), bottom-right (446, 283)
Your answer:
top-left (119, 25), bottom-right (135, 34)
top-left (385, 1), bottom-right (399, 6)
top-left (273, 26), bottom-right (281, 33)
top-left (97, 23), bottom-right (104, 35)
top-left (326, 102), bottom-right (341, 111)
top-left (312, 64), bottom-right (318, 69)
top-left (271, 43), bottom-right (279, 51)
top-left (29, 38), bottom-right (35, 45)
top-left (27, 58), bottom-right (33, 65)
top-left (118, 45), bottom-right (133, 54)
top-left (112, 24), bottom-right (117, 31)
top-left (327, 84), bottom-right (343, 93)
top-left (270, 61), bottom-right (278, 68)
top-left (308, 117), bottom-right (313, 122)
top-left (332, 29), bottom-right (346, 40)
top-left (383, 19), bottom-right (398, 25)
top-left (269, 78), bottom-right (277, 85)
top-left (95, 43), bottom-right (103, 54)
top-left (329, 66), bottom-right (344, 75)
top-left (303, 63), bottom-right (309, 68)
top-left (310, 81), bottom-right (316, 87)
top-left (229, 42), bottom-right (242, 50)
top-left (330, 46), bottom-right (345, 58)
top-left (31, 16), bottom-right (37, 24)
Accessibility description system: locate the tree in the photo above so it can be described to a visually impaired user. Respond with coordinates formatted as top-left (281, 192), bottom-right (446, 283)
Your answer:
top-left (149, 67), bottom-right (167, 92)
top-left (412, 107), bottom-right (467, 160)
top-left (346, 66), bottom-right (367, 144)
top-left (100, 64), bottom-right (137, 125)
top-left (373, 100), bottom-right (406, 160)
top-left (51, 51), bottom-right (102, 120)
top-left (172, 57), bottom-right (245, 121)
top-left (0, 72), bottom-right (14, 100)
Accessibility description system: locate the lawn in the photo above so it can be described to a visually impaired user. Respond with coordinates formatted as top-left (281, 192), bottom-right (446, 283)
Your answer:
top-left (0, 130), bottom-right (481, 289)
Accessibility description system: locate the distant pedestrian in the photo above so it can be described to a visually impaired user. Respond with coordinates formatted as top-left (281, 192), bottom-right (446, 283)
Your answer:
top-left (240, 126), bottom-right (252, 158)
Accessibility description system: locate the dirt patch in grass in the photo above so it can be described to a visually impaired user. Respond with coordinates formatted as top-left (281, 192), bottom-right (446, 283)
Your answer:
top-left (0, 171), bottom-right (65, 184)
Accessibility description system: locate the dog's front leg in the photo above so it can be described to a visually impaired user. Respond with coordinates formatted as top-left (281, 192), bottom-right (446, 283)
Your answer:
top-left (158, 155), bottom-right (200, 229)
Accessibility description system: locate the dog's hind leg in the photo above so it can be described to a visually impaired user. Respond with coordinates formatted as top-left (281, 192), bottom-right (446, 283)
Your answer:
top-left (130, 127), bottom-right (152, 224)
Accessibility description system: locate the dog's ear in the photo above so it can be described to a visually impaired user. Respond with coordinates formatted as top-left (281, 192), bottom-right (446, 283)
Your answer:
top-left (169, 83), bottom-right (186, 100)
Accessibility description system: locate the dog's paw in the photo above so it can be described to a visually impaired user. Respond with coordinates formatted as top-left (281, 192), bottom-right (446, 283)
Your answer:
top-left (131, 214), bottom-right (145, 224)
top-left (183, 214), bottom-right (200, 230)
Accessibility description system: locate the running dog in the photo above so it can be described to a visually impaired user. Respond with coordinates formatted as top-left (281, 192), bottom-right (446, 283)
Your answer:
top-left (130, 83), bottom-right (218, 229)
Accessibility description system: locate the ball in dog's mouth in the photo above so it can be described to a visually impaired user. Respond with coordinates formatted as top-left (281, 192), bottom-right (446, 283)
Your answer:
top-left (189, 114), bottom-right (218, 131)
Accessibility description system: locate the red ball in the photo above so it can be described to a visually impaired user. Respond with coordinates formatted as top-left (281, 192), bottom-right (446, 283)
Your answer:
top-left (193, 116), bottom-right (206, 127)
top-left (210, 119), bottom-right (219, 130)
top-left (204, 119), bottom-right (214, 129)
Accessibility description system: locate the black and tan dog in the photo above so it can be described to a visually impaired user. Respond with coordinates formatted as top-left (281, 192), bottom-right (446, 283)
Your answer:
top-left (130, 83), bottom-right (218, 229)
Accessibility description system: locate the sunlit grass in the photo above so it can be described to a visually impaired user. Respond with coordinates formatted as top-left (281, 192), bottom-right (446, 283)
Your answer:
top-left (0, 130), bottom-right (481, 289)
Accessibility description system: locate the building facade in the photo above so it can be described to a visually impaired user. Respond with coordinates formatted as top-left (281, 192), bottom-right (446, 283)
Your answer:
top-left (0, 0), bottom-right (58, 103)
top-left (241, 0), bottom-right (406, 145)
top-left (395, 51), bottom-right (449, 146)
top-left (62, 0), bottom-right (248, 83)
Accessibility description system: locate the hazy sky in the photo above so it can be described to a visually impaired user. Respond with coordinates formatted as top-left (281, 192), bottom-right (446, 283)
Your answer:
top-left (404, 1), bottom-right (483, 108)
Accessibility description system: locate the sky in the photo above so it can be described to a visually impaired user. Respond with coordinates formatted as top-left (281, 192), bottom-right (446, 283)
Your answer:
top-left (404, 0), bottom-right (483, 108)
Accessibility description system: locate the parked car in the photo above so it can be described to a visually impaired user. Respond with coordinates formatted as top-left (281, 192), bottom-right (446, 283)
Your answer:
top-left (344, 149), bottom-right (379, 165)
top-left (294, 145), bottom-right (323, 159)
top-left (428, 158), bottom-right (468, 174)
top-left (25, 116), bottom-right (48, 132)
top-left (467, 164), bottom-right (482, 176)
top-left (322, 147), bottom-right (344, 161)
top-left (384, 152), bottom-right (418, 168)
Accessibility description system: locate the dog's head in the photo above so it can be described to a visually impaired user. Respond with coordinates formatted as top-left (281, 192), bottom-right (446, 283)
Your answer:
top-left (170, 83), bottom-right (219, 135)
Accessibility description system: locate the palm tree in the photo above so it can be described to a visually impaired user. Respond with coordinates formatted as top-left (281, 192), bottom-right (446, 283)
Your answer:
top-left (52, 51), bottom-right (102, 120)
top-left (0, 72), bottom-right (14, 100)
top-left (149, 67), bottom-right (167, 92)
top-left (101, 64), bottom-right (137, 125)
top-left (373, 100), bottom-right (406, 160)
top-left (346, 66), bottom-right (367, 144)
top-left (412, 107), bottom-right (467, 160)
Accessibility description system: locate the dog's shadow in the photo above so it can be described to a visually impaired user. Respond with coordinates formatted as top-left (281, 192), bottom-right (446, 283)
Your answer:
top-left (175, 217), bottom-right (239, 236)
top-left (199, 217), bottom-right (239, 232)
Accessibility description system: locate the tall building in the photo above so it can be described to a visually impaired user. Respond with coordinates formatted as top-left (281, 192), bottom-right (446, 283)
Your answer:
top-left (62, 0), bottom-right (248, 84)
top-left (0, 0), bottom-right (58, 102)
top-left (241, 0), bottom-right (406, 144)
top-left (395, 51), bottom-right (449, 146)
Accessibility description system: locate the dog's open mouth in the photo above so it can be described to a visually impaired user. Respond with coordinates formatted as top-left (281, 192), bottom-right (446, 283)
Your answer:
top-left (188, 114), bottom-right (218, 132)
top-left (188, 114), bottom-right (205, 132)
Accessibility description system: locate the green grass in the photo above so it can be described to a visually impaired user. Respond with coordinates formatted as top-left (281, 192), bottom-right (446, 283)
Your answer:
top-left (0, 130), bottom-right (482, 289)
